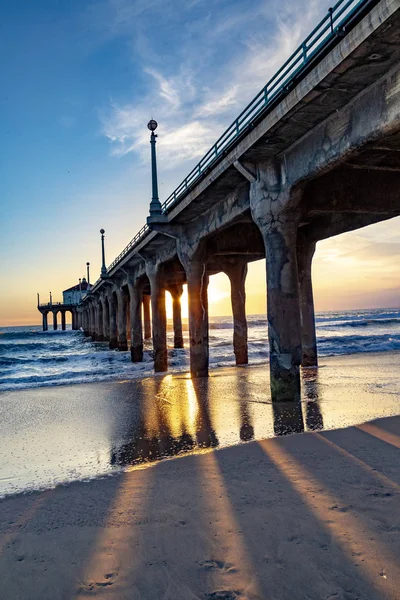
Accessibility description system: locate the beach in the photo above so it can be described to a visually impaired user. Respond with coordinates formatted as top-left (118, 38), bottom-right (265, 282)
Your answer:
top-left (0, 414), bottom-right (399, 599)
top-left (0, 351), bottom-right (399, 598)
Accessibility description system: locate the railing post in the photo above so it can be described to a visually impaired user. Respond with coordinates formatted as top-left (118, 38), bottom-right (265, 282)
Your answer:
top-left (329, 7), bottom-right (334, 34)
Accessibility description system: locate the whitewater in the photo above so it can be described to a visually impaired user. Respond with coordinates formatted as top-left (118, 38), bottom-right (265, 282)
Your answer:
top-left (1, 308), bottom-right (400, 392)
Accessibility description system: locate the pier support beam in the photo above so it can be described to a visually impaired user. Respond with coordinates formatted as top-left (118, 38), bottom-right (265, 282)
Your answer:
top-left (168, 284), bottom-right (184, 349)
top-left (145, 261), bottom-right (167, 372)
top-left (53, 311), bottom-right (58, 331)
top-left (83, 309), bottom-right (90, 336)
top-left (96, 304), bottom-right (104, 341)
top-left (297, 233), bottom-right (318, 367)
top-left (143, 294), bottom-right (151, 340)
top-left (223, 258), bottom-right (248, 365)
top-left (42, 312), bottom-right (48, 332)
top-left (251, 164), bottom-right (302, 402)
top-left (90, 305), bottom-right (96, 339)
top-left (108, 294), bottom-right (118, 349)
top-left (180, 248), bottom-right (209, 379)
top-left (128, 280), bottom-right (144, 362)
top-left (116, 288), bottom-right (128, 351)
top-left (61, 311), bottom-right (66, 331)
top-left (101, 296), bottom-right (110, 341)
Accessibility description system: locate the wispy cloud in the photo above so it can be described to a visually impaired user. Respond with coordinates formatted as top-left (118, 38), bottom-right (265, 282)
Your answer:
top-left (99, 0), bottom-right (333, 169)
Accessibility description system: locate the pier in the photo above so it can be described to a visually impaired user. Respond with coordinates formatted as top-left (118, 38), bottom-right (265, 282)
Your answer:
top-left (45, 0), bottom-right (400, 402)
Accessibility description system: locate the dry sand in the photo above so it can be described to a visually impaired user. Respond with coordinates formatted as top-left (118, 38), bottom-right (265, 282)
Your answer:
top-left (0, 415), bottom-right (399, 599)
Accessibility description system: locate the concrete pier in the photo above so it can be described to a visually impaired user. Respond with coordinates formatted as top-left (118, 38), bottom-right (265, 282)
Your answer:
top-left (53, 312), bottom-right (58, 331)
top-left (143, 294), bottom-right (151, 340)
top-left (251, 177), bottom-right (302, 402)
top-left (168, 284), bottom-right (184, 349)
top-left (128, 281), bottom-right (144, 362)
top-left (42, 312), bottom-right (48, 332)
top-left (108, 294), bottom-right (118, 349)
top-left (297, 233), bottom-right (318, 367)
top-left (116, 289), bottom-right (128, 351)
top-left (75, 0), bottom-right (399, 399)
top-left (146, 261), bottom-right (167, 372)
top-left (224, 258), bottom-right (248, 366)
top-left (183, 256), bottom-right (209, 379)
top-left (101, 297), bottom-right (110, 341)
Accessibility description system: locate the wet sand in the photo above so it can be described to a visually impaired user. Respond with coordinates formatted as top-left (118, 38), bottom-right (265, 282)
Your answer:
top-left (0, 351), bottom-right (399, 497)
top-left (0, 415), bottom-right (399, 599)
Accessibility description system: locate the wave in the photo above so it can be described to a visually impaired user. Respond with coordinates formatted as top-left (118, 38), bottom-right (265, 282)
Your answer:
top-left (317, 333), bottom-right (400, 355)
top-left (319, 318), bottom-right (400, 330)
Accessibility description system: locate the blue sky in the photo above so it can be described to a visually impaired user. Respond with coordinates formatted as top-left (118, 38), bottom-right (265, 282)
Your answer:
top-left (1, 0), bottom-right (399, 324)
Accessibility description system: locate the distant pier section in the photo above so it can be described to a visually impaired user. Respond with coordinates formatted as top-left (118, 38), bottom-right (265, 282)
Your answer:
top-left (37, 274), bottom-right (91, 331)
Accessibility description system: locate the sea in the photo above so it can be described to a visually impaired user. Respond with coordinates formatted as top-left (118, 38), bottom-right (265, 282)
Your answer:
top-left (1, 307), bottom-right (400, 392)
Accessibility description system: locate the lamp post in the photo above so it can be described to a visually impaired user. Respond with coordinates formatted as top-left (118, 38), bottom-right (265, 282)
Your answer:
top-left (147, 120), bottom-right (167, 224)
top-left (49, 291), bottom-right (52, 306)
top-left (86, 262), bottom-right (91, 292)
top-left (100, 229), bottom-right (108, 278)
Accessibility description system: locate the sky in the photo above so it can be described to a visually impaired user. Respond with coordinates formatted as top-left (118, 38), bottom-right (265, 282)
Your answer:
top-left (0, 0), bottom-right (399, 326)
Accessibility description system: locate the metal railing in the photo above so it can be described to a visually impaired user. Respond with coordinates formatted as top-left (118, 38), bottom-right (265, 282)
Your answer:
top-left (39, 302), bottom-right (62, 307)
top-left (92, 0), bottom-right (375, 291)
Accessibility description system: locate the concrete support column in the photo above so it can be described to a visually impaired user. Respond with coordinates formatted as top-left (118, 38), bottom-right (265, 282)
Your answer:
top-left (53, 311), bottom-right (58, 331)
top-left (101, 297), bottom-right (110, 341)
top-left (83, 310), bottom-right (89, 336)
top-left (108, 295), bottom-right (118, 349)
top-left (72, 310), bottom-right (78, 330)
top-left (145, 262), bottom-right (167, 372)
top-left (297, 233), bottom-right (318, 367)
top-left (90, 305), bottom-right (96, 339)
top-left (223, 259), bottom-right (248, 365)
top-left (96, 304), bottom-right (104, 341)
top-left (250, 165), bottom-right (302, 402)
top-left (168, 284), bottom-right (184, 349)
top-left (42, 312), bottom-right (48, 332)
top-left (143, 294), bottom-right (151, 339)
top-left (61, 311), bottom-right (66, 331)
top-left (128, 281), bottom-right (143, 362)
top-left (116, 289), bottom-right (128, 351)
top-left (182, 257), bottom-right (209, 378)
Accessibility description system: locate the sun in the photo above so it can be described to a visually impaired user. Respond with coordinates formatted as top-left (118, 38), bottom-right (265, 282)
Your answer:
top-left (165, 278), bottom-right (230, 320)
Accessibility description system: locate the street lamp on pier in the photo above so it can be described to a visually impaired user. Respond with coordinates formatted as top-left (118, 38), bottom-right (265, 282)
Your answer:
top-left (86, 262), bottom-right (91, 293)
top-left (147, 119), bottom-right (167, 224)
top-left (100, 229), bottom-right (109, 278)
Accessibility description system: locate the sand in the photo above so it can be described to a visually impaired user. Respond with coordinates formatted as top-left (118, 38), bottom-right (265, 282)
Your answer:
top-left (0, 414), bottom-right (399, 600)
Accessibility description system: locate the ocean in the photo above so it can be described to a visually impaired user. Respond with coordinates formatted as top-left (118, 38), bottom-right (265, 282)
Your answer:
top-left (1, 307), bottom-right (400, 392)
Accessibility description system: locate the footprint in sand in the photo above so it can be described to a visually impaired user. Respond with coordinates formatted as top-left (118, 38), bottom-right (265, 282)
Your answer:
top-left (205, 591), bottom-right (243, 600)
top-left (200, 559), bottom-right (237, 574)
top-left (77, 572), bottom-right (116, 593)
top-left (327, 590), bottom-right (360, 600)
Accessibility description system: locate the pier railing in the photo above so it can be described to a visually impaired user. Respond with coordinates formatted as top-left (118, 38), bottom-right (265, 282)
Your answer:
top-left (92, 0), bottom-right (376, 290)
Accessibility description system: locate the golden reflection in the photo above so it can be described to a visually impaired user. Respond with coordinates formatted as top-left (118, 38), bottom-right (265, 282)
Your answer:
top-left (236, 374), bottom-right (255, 442)
top-left (184, 377), bottom-right (199, 435)
top-left (356, 423), bottom-right (400, 449)
top-left (259, 439), bottom-right (400, 597)
top-left (302, 367), bottom-right (324, 431)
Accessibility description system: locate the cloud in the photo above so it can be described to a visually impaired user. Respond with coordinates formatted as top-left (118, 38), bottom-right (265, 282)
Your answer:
top-left (99, 0), bottom-right (334, 171)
